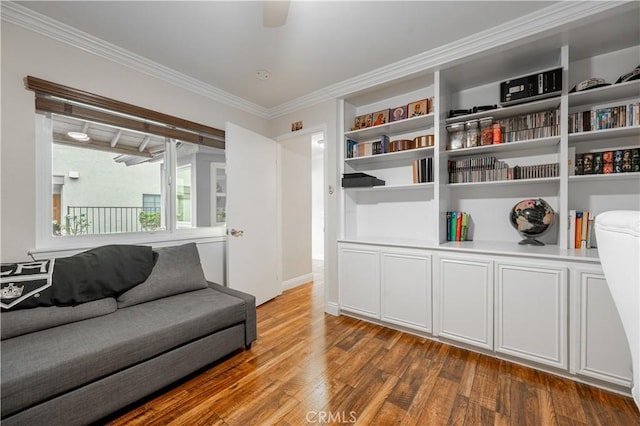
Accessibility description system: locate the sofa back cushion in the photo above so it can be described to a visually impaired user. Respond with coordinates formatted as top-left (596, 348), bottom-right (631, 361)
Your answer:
top-left (1, 297), bottom-right (117, 340)
top-left (117, 243), bottom-right (208, 308)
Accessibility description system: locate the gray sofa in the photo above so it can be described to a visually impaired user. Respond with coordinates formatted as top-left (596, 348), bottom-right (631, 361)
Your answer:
top-left (1, 243), bottom-right (256, 425)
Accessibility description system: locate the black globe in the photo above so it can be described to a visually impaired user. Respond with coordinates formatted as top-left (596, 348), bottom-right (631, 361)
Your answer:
top-left (510, 199), bottom-right (554, 245)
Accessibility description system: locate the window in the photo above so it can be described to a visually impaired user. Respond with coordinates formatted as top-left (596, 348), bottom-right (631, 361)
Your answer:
top-left (37, 113), bottom-right (226, 245)
top-left (142, 194), bottom-right (161, 212)
top-left (29, 76), bottom-right (227, 248)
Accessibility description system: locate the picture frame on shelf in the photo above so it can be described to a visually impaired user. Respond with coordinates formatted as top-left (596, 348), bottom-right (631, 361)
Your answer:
top-left (408, 99), bottom-right (428, 118)
top-left (354, 113), bottom-right (373, 130)
top-left (390, 105), bottom-right (407, 122)
top-left (372, 109), bottom-right (390, 126)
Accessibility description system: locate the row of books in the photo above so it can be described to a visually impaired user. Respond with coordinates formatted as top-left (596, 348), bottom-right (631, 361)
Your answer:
top-left (568, 210), bottom-right (596, 249)
top-left (498, 109), bottom-right (560, 143)
top-left (568, 103), bottom-right (640, 134)
top-left (345, 136), bottom-right (390, 158)
top-left (412, 157), bottom-right (434, 183)
top-left (447, 156), bottom-right (560, 183)
top-left (445, 211), bottom-right (471, 242)
top-left (575, 148), bottom-right (640, 175)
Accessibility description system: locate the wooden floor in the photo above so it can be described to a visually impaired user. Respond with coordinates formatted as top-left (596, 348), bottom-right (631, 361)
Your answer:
top-left (109, 280), bottom-right (640, 425)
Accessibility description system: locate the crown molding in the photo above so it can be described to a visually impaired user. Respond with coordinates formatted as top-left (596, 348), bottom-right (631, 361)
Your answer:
top-left (0, 1), bottom-right (271, 119)
top-left (269, 1), bottom-right (631, 118)
top-left (2, 1), bottom-right (633, 120)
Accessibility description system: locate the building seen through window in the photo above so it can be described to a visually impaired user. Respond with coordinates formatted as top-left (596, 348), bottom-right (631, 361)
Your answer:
top-left (48, 114), bottom-right (225, 237)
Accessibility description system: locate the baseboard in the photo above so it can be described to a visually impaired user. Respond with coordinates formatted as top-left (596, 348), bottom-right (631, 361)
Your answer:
top-left (325, 301), bottom-right (340, 316)
top-left (282, 273), bottom-right (313, 291)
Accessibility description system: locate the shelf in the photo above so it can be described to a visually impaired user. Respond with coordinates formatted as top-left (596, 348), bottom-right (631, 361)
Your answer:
top-left (344, 182), bottom-right (434, 192)
top-left (345, 146), bottom-right (434, 165)
top-left (569, 80), bottom-right (640, 108)
top-left (444, 137), bottom-right (560, 158)
top-left (447, 177), bottom-right (560, 188)
top-left (568, 125), bottom-right (640, 143)
top-left (437, 241), bottom-right (601, 263)
top-left (337, 238), bottom-right (601, 263)
top-left (569, 172), bottom-right (640, 182)
top-left (345, 113), bottom-right (434, 141)
top-left (445, 97), bottom-right (561, 125)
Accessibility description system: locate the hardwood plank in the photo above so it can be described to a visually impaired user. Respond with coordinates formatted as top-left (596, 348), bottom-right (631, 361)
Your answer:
top-left (463, 400), bottom-right (495, 425)
top-left (447, 393), bottom-right (469, 425)
top-left (106, 280), bottom-right (640, 426)
top-left (469, 354), bottom-right (500, 411)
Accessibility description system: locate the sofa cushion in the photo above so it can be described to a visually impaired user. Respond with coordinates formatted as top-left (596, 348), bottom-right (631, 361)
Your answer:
top-left (0, 298), bottom-right (117, 340)
top-left (1, 245), bottom-right (154, 311)
top-left (117, 243), bottom-right (207, 308)
top-left (1, 287), bottom-right (246, 418)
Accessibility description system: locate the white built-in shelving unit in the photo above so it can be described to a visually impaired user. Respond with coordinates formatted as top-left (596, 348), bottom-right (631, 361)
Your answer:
top-left (336, 3), bottom-right (639, 396)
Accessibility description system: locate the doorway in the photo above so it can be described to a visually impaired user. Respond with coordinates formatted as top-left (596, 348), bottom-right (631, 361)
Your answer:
top-left (278, 129), bottom-right (325, 291)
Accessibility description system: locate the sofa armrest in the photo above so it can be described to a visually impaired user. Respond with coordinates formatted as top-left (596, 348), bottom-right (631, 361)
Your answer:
top-left (207, 282), bottom-right (256, 347)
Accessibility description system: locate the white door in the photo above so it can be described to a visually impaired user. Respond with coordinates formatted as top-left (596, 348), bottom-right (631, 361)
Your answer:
top-left (225, 123), bottom-right (280, 305)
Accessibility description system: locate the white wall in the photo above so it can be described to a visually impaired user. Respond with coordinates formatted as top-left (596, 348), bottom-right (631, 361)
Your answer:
top-left (280, 134), bottom-right (312, 282)
top-left (1, 22), bottom-right (268, 262)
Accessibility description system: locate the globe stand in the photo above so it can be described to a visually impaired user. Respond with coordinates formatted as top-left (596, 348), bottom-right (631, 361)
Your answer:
top-left (518, 235), bottom-right (545, 246)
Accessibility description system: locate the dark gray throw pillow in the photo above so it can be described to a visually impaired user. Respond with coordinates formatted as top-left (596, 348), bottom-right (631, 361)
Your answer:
top-left (1, 245), bottom-right (154, 311)
top-left (117, 243), bottom-right (208, 308)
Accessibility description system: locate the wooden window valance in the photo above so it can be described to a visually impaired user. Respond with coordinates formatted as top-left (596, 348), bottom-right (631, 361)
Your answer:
top-left (26, 76), bottom-right (225, 149)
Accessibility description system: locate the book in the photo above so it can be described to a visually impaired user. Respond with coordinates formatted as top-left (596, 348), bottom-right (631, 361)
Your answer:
top-left (412, 160), bottom-right (419, 183)
top-left (602, 151), bottom-right (614, 174)
top-left (622, 149), bottom-right (633, 172)
top-left (581, 210), bottom-right (589, 248)
top-left (450, 211), bottom-right (458, 242)
top-left (461, 212), bottom-right (469, 241)
top-left (568, 210), bottom-right (576, 249)
top-left (614, 150), bottom-right (623, 173)
top-left (575, 153), bottom-right (584, 175)
top-left (592, 152), bottom-right (602, 175)
top-left (456, 213), bottom-right (462, 241)
top-left (575, 211), bottom-right (583, 249)
top-left (633, 148), bottom-right (640, 172)
top-left (446, 212), bottom-right (452, 241)
top-left (586, 212), bottom-right (595, 248)
top-left (582, 153), bottom-right (594, 175)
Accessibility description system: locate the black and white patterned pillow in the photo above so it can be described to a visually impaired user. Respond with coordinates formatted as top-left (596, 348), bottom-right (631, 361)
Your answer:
top-left (1, 260), bottom-right (55, 309)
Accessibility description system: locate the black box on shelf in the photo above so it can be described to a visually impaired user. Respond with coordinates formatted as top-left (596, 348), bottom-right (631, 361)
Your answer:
top-left (342, 172), bottom-right (385, 188)
top-left (500, 67), bottom-right (562, 106)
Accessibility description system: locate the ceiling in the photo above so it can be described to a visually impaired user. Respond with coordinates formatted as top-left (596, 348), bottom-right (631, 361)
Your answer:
top-left (16, 1), bottom-right (558, 110)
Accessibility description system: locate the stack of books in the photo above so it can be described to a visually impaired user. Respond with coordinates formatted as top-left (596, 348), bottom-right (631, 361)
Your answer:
top-left (446, 211), bottom-right (471, 242)
top-left (499, 109), bottom-right (560, 142)
top-left (412, 157), bottom-right (434, 183)
top-left (574, 148), bottom-right (640, 175)
top-left (568, 210), bottom-right (596, 249)
top-left (568, 103), bottom-right (640, 133)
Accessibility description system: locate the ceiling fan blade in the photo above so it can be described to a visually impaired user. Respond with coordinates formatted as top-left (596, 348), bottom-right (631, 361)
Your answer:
top-left (263, 1), bottom-right (290, 28)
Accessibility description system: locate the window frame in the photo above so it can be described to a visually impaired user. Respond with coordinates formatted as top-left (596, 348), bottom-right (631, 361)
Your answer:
top-left (35, 113), bottom-right (225, 254)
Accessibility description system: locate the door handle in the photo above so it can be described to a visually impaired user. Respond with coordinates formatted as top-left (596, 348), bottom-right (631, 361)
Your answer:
top-left (230, 228), bottom-right (244, 237)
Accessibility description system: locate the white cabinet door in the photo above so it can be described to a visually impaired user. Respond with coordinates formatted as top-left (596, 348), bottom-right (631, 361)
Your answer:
top-left (338, 244), bottom-right (380, 319)
top-left (381, 248), bottom-right (432, 333)
top-left (495, 262), bottom-right (567, 369)
top-left (437, 255), bottom-right (493, 350)
top-left (573, 268), bottom-right (632, 387)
